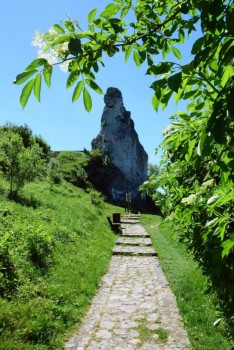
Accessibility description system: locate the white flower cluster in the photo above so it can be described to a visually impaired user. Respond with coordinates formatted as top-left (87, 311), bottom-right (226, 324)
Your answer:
top-left (32, 30), bottom-right (58, 65)
top-left (32, 29), bottom-right (69, 71)
top-left (181, 194), bottom-right (197, 205)
top-left (162, 124), bottom-right (175, 136)
top-left (201, 179), bottom-right (214, 188)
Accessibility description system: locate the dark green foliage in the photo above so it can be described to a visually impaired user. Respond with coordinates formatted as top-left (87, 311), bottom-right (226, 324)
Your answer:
top-left (1, 123), bottom-right (51, 160)
top-left (0, 246), bottom-right (18, 298)
top-left (55, 151), bottom-right (89, 188)
top-left (56, 150), bottom-right (116, 197)
top-left (84, 150), bottom-right (117, 197)
top-left (47, 158), bottom-right (63, 185)
top-left (147, 114), bottom-right (234, 317)
top-left (2, 122), bottom-right (33, 148)
top-left (34, 135), bottom-right (51, 162)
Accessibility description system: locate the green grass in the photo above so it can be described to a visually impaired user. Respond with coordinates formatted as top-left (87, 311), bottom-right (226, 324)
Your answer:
top-left (54, 151), bottom-right (89, 188)
top-left (133, 319), bottom-right (168, 345)
top-left (0, 178), bottom-right (123, 349)
top-left (141, 214), bottom-right (234, 350)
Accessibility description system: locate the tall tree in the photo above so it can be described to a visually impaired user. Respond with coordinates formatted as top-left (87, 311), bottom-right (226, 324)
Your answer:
top-left (0, 131), bottom-right (44, 198)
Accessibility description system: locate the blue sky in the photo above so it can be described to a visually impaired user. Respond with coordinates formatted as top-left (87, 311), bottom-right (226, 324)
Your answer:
top-left (0, 1), bottom-right (199, 164)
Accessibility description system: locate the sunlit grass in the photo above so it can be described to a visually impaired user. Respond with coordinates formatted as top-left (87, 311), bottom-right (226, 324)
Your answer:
top-left (141, 214), bottom-right (234, 350)
top-left (0, 178), bottom-right (122, 349)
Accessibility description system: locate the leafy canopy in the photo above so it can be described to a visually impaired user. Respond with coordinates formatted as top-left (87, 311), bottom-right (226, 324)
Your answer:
top-left (14, 0), bottom-right (232, 121)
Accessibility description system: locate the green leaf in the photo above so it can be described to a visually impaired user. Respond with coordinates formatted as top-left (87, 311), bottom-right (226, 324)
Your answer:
top-left (20, 78), bottom-right (36, 109)
top-left (25, 58), bottom-right (48, 72)
top-left (83, 87), bottom-right (92, 112)
top-left (162, 42), bottom-right (171, 60)
top-left (161, 90), bottom-right (173, 108)
top-left (106, 45), bottom-right (118, 57)
top-left (182, 89), bottom-right (199, 100)
top-left (226, 7), bottom-right (234, 35)
top-left (191, 37), bottom-right (204, 55)
top-left (186, 139), bottom-right (196, 161)
top-left (53, 34), bottom-right (71, 45)
top-left (53, 24), bottom-right (65, 33)
top-left (221, 235), bottom-right (234, 258)
top-left (182, 61), bottom-right (194, 74)
top-left (64, 20), bottom-right (75, 32)
top-left (174, 88), bottom-right (183, 104)
top-left (168, 72), bottom-right (182, 92)
top-left (34, 74), bottom-right (41, 102)
top-left (147, 62), bottom-right (173, 75)
top-left (152, 93), bottom-right (160, 112)
top-left (88, 8), bottom-right (98, 22)
top-left (43, 65), bottom-right (53, 88)
top-left (85, 79), bottom-right (103, 94)
top-left (209, 60), bottom-right (219, 72)
top-left (68, 38), bottom-right (82, 56)
top-left (72, 80), bottom-right (84, 102)
top-left (133, 51), bottom-right (141, 66)
top-left (14, 70), bottom-right (37, 85)
top-left (172, 46), bottom-right (182, 60)
top-left (221, 65), bottom-right (234, 87)
top-left (121, 6), bottom-right (130, 18)
top-left (179, 30), bottom-right (185, 44)
top-left (66, 70), bottom-right (80, 89)
top-left (197, 129), bottom-right (207, 156)
top-left (101, 3), bottom-right (120, 19)
top-left (125, 46), bottom-right (132, 62)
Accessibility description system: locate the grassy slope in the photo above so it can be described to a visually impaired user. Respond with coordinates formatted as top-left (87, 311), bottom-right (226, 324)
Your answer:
top-left (141, 214), bottom-right (234, 350)
top-left (55, 151), bottom-right (88, 179)
top-left (0, 179), bottom-right (123, 350)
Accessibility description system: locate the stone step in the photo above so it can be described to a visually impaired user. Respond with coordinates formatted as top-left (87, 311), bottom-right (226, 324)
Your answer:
top-left (116, 237), bottom-right (152, 246)
top-left (122, 232), bottom-right (150, 238)
top-left (121, 214), bottom-right (140, 218)
top-left (112, 246), bottom-right (157, 256)
top-left (121, 220), bottom-right (139, 225)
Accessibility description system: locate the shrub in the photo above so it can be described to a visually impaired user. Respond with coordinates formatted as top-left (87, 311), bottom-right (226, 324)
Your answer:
top-left (0, 131), bottom-right (45, 198)
top-left (145, 113), bottom-right (234, 317)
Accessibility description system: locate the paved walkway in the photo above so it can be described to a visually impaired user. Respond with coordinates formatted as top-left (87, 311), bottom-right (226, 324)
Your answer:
top-left (65, 215), bottom-right (191, 350)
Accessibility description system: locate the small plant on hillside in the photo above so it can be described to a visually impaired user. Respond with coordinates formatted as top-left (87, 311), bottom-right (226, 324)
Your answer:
top-left (89, 189), bottom-right (105, 208)
top-left (48, 158), bottom-right (63, 185)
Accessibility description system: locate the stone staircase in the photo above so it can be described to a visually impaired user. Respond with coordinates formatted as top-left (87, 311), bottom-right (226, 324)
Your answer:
top-left (65, 213), bottom-right (191, 350)
top-left (112, 214), bottom-right (157, 257)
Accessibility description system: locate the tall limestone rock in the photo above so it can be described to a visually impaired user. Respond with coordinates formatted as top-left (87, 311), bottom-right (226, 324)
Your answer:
top-left (92, 87), bottom-right (148, 205)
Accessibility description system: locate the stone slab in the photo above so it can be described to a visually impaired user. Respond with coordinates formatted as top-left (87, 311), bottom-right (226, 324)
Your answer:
top-left (121, 220), bottom-right (140, 225)
top-left (112, 246), bottom-right (157, 256)
top-left (116, 237), bottom-right (152, 246)
top-left (123, 233), bottom-right (150, 238)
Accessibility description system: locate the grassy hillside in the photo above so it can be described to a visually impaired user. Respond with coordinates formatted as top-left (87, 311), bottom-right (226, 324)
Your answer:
top-left (0, 177), bottom-right (123, 349)
top-left (54, 151), bottom-right (89, 186)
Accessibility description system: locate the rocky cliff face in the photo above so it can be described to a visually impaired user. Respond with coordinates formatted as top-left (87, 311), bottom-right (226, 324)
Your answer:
top-left (92, 87), bottom-right (148, 205)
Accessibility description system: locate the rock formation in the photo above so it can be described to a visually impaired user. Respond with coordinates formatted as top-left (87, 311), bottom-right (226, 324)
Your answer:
top-left (92, 87), bottom-right (148, 205)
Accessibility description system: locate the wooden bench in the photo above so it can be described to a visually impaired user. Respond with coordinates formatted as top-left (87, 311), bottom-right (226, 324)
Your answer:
top-left (107, 213), bottom-right (122, 234)
top-left (112, 213), bottom-right (121, 224)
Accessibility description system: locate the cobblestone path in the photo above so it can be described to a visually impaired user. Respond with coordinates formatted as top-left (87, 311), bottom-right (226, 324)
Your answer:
top-left (65, 215), bottom-right (191, 350)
